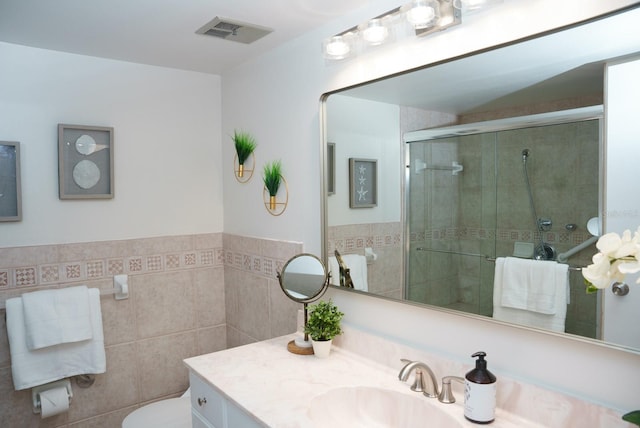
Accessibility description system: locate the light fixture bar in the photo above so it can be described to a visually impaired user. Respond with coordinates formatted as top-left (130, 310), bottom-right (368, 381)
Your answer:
top-left (322, 0), bottom-right (463, 60)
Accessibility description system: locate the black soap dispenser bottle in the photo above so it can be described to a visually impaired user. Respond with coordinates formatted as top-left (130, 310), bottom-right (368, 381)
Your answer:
top-left (464, 351), bottom-right (497, 424)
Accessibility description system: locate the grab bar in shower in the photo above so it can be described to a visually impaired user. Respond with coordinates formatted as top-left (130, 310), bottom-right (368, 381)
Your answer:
top-left (416, 248), bottom-right (584, 271)
top-left (556, 235), bottom-right (598, 263)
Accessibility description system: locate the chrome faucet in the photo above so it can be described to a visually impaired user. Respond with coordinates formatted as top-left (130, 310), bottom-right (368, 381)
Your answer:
top-left (398, 359), bottom-right (439, 398)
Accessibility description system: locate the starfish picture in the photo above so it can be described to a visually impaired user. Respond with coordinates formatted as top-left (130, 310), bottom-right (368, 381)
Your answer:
top-left (357, 186), bottom-right (368, 201)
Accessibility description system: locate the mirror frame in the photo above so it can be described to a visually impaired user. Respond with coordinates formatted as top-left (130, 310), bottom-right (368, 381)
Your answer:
top-left (278, 253), bottom-right (329, 304)
top-left (319, 5), bottom-right (640, 354)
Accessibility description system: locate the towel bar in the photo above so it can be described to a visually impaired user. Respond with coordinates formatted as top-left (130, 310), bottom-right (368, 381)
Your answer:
top-left (0, 277), bottom-right (128, 311)
top-left (416, 248), bottom-right (584, 271)
top-left (485, 257), bottom-right (583, 272)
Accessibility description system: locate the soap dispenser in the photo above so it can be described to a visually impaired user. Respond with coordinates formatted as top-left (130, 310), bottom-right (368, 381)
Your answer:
top-left (464, 351), bottom-right (496, 424)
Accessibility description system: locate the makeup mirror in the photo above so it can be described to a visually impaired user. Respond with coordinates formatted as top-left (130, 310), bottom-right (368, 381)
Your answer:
top-left (277, 253), bottom-right (329, 354)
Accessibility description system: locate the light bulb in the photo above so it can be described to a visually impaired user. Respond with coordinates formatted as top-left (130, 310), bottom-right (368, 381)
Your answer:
top-left (362, 19), bottom-right (389, 45)
top-left (406, 0), bottom-right (437, 29)
top-left (324, 36), bottom-right (350, 59)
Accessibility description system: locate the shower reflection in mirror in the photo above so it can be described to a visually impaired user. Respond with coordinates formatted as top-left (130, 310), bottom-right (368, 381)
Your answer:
top-left (403, 107), bottom-right (602, 338)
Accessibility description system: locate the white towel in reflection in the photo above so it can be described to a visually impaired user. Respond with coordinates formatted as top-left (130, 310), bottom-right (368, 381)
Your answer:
top-left (492, 257), bottom-right (569, 333)
top-left (328, 254), bottom-right (368, 292)
top-left (6, 287), bottom-right (106, 390)
top-left (22, 285), bottom-right (93, 350)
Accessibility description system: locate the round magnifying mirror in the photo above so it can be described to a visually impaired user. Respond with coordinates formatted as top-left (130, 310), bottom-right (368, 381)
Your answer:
top-left (277, 253), bottom-right (329, 355)
top-left (278, 253), bottom-right (328, 303)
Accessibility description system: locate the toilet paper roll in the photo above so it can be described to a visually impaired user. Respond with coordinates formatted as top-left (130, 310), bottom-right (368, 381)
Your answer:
top-left (39, 386), bottom-right (69, 418)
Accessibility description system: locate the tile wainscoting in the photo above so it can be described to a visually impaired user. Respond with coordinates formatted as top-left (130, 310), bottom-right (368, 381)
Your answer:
top-left (0, 233), bottom-right (304, 427)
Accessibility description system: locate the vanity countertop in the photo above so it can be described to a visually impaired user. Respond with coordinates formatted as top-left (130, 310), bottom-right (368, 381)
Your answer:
top-left (184, 334), bottom-right (545, 428)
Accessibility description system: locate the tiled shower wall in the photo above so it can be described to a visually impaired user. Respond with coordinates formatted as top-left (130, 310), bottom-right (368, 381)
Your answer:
top-left (0, 233), bottom-right (301, 427)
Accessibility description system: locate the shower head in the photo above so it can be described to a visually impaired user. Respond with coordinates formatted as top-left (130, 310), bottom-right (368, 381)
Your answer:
top-left (522, 149), bottom-right (530, 162)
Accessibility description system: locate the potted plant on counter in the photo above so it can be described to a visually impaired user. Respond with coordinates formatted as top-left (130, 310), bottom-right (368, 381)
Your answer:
top-left (233, 130), bottom-right (257, 178)
top-left (304, 299), bottom-right (344, 358)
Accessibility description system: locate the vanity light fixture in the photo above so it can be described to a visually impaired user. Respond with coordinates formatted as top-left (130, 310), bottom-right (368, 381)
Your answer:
top-left (322, 0), bottom-right (462, 61)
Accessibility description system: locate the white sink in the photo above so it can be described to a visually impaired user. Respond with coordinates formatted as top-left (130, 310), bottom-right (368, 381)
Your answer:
top-left (308, 386), bottom-right (463, 428)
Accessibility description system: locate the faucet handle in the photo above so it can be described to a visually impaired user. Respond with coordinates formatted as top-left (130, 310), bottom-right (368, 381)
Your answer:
top-left (410, 368), bottom-right (426, 392)
top-left (438, 376), bottom-right (465, 404)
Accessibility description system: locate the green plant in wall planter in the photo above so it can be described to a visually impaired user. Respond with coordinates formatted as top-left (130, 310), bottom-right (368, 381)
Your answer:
top-left (263, 160), bottom-right (282, 210)
top-left (304, 299), bottom-right (344, 358)
top-left (624, 410), bottom-right (640, 426)
top-left (233, 130), bottom-right (257, 178)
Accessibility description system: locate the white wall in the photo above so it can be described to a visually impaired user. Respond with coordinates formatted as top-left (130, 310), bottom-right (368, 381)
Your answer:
top-left (326, 95), bottom-right (401, 225)
top-left (0, 42), bottom-right (223, 247)
top-left (221, 0), bottom-right (640, 412)
top-left (603, 55), bottom-right (640, 349)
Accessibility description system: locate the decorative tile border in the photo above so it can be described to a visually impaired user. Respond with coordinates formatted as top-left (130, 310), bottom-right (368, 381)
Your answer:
top-left (2, 237), bottom-right (223, 290)
top-left (331, 224), bottom-right (593, 257)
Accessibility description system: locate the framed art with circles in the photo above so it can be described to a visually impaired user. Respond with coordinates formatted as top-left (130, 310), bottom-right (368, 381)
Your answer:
top-left (58, 124), bottom-right (114, 199)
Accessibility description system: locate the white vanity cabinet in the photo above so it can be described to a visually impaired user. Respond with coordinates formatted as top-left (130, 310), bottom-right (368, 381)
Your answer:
top-left (189, 372), bottom-right (263, 428)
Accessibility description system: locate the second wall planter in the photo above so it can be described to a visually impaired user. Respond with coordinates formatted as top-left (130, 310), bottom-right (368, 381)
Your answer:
top-left (262, 160), bottom-right (288, 216)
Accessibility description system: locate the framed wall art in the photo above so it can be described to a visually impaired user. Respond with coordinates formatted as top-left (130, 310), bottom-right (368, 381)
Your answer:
top-left (58, 124), bottom-right (114, 199)
top-left (0, 141), bottom-right (22, 221)
top-left (349, 158), bottom-right (377, 208)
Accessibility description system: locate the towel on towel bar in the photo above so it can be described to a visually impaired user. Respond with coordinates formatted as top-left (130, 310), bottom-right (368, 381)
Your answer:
top-left (498, 257), bottom-right (568, 314)
top-left (492, 257), bottom-right (569, 333)
top-left (6, 287), bottom-right (106, 390)
top-left (22, 285), bottom-right (93, 350)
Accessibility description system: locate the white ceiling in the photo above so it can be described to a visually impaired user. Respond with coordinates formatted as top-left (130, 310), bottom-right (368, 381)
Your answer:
top-left (0, 0), bottom-right (369, 74)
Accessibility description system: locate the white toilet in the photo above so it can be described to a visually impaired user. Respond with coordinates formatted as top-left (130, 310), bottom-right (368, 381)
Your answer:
top-left (122, 388), bottom-right (192, 428)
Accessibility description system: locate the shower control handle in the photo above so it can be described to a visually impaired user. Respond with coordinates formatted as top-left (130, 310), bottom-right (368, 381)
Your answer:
top-left (538, 218), bottom-right (552, 231)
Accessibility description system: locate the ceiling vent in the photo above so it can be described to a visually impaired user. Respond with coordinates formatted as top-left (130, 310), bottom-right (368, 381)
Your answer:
top-left (196, 17), bottom-right (273, 44)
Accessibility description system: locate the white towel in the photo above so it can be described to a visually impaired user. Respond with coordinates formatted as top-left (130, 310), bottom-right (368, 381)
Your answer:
top-left (6, 288), bottom-right (106, 390)
top-left (328, 254), bottom-right (368, 292)
top-left (499, 257), bottom-right (568, 314)
top-left (492, 257), bottom-right (569, 333)
top-left (22, 285), bottom-right (93, 350)
top-left (328, 256), bottom-right (340, 286)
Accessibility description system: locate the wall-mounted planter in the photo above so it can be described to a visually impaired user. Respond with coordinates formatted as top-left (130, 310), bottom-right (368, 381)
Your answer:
top-left (233, 130), bottom-right (257, 183)
top-left (262, 160), bottom-right (288, 216)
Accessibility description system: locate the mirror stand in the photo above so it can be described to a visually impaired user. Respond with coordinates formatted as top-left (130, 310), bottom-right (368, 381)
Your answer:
top-left (287, 303), bottom-right (314, 355)
top-left (277, 253), bottom-right (329, 355)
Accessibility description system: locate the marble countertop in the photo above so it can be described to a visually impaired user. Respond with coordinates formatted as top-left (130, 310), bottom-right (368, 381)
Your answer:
top-left (184, 334), bottom-right (545, 428)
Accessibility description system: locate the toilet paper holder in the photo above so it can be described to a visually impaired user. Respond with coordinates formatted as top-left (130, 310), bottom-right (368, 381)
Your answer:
top-left (32, 379), bottom-right (73, 414)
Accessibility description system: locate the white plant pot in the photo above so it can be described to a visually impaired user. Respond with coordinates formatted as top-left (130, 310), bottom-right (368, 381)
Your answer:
top-left (311, 339), bottom-right (332, 358)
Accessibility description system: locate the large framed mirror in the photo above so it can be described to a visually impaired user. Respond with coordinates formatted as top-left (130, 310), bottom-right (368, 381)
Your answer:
top-left (321, 5), bottom-right (640, 352)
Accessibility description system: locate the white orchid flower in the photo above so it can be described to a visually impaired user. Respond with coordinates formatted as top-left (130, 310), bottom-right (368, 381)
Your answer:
top-left (583, 228), bottom-right (640, 292)
top-left (595, 232), bottom-right (622, 255)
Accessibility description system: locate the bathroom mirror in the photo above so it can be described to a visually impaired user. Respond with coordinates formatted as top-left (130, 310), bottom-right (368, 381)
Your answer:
top-left (322, 6), bottom-right (640, 351)
top-left (277, 253), bottom-right (329, 354)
